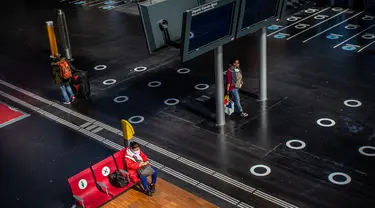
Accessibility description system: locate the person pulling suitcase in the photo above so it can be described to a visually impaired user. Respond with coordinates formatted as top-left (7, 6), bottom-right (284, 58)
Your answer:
top-left (51, 54), bottom-right (77, 104)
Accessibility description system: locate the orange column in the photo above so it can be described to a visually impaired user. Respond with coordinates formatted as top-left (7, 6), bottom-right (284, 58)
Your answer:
top-left (46, 21), bottom-right (59, 57)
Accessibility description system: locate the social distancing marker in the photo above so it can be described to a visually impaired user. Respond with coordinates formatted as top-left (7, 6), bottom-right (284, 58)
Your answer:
top-left (287, 16), bottom-right (301, 22)
top-left (317, 118), bottom-right (335, 127)
top-left (94, 65), bottom-right (107, 71)
top-left (177, 68), bottom-right (190, 74)
top-left (286, 140), bottom-right (306, 150)
top-left (103, 79), bottom-right (116, 85)
top-left (148, 81), bottom-right (162, 88)
top-left (344, 99), bottom-right (362, 107)
top-left (332, 7), bottom-right (343, 11)
top-left (102, 166), bottom-right (110, 176)
top-left (328, 172), bottom-right (351, 185)
top-left (274, 33), bottom-right (290, 39)
top-left (314, 15), bottom-right (329, 20)
top-left (134, 66), bottom-right (147, 72)
top-left (342, 44), bottom-right (360, 51)
top-left (250, 165), bottom-right (271, 177)
top-left (362, 33), bottom-right (375, 40)
top-left (268, 25), bottom-right (282, 30)
top-left (295, 24), bottom-right (310, 29)
top-left (326, 33), bottom-right (343, 40)
top-left (78, 179), bottom-right (87, 189)
top-left (194, 84), bottom-right (209, 90)
top-left (305, 8), bottom-right (318, 14)
top-left (113, 96), bottom-right (129, 103)
top-left (164, 98), bottom-right (179, 106)
top-left (345, 24), bottom-right (360, 30)
top-left (128, 116), bottom-right (144, 124)
top-left (362, 15), bottom-right (374, 21)
top-left (358, 146), bottom-right (375, 156)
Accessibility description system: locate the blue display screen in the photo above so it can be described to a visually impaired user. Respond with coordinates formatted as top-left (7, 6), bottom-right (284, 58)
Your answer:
top-left (188, 2), bottom-right (235, 52)
top-left (241, 0), bottom-right (279, 29)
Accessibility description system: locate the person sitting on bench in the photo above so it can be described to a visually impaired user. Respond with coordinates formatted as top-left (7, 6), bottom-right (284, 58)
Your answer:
top-left (124, 141), bottom-right (158, 196)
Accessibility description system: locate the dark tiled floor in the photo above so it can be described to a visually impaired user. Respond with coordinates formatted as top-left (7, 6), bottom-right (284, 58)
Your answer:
top-left (1, 1), bottom-right (375, 208)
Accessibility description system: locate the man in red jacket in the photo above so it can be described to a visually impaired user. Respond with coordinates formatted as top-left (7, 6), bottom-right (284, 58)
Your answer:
top-left (124, 141), bottom-right (157, 196)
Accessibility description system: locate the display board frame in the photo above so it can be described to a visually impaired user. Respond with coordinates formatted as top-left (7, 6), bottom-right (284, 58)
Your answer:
top-left (280, 0), bottom-right (316, 18)
top-left (180, 0), bottom-right (241, 62)
top-left (236, 0), bottom-right (286, 39)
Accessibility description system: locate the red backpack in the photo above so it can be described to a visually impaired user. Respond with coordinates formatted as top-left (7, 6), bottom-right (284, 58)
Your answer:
top-left (58, 60), bottom-right (72, 79)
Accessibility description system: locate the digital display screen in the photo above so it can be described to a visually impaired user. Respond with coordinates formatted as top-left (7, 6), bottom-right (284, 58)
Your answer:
top-left (241, 0), bottom-right (280, 29)
top-left (286, 0), bottom-right (312, 11)
top-left (188, 2), bottom-right (235, 52)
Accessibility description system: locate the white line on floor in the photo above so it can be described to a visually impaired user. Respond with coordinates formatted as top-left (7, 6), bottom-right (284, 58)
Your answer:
top-left (287, 9), bottom-right (349, 40)
top-left (267, 7), bottom-right (330, 37)
top-left (302, 11), bottom-right (365, 43)
top-left (0, 79), bottom-right (298, 208)
top-left (357, 40), bottom-right (375, 52)
top-left (333, 24), bottom-right (375, 48)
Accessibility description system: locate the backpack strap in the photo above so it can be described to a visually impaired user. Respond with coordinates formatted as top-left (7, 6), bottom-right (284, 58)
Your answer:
top-left (111, 154), bottom-right (119, 170)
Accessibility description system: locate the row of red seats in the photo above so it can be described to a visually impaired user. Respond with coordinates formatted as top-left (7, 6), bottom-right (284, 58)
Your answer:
top-left (68, 149), bottom-right (135, 208)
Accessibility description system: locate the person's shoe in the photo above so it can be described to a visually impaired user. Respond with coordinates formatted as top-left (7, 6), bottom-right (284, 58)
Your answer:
top-left (149, 183), bottom-right (155, 193)
top-left (63, 101), bottom-right (71, 105)
top-left (71, 96), bottom-right (76, 102)
top-left (240, 112), bottom-right (248, 117)
top-left (145, 189), bottom-right (153, 196)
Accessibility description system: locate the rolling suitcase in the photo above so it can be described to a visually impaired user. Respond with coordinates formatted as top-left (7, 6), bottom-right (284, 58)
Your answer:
top-left (71, 70), bottom-right (90, 99)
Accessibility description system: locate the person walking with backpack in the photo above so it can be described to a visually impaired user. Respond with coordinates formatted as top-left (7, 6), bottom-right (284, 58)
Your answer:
top-left (225, 59), bottom-right (248, 117)
top-left (51, 55), bottom-right (76, 104)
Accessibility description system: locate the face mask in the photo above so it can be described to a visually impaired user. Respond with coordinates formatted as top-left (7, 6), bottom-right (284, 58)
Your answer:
top-left (132, 150), bottom-right (140, 155)
top-left (234, 68), bottom-right (240, 72)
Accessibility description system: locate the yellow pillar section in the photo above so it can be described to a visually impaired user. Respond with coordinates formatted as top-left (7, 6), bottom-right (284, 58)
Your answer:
top-left (121, 119), bottom-right (135, 147)
top-left (46, 21), bottom-right (59, 57)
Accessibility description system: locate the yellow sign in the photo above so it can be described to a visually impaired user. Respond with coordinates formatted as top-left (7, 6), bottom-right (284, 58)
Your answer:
top-left (121, 119), bottom-right (135, 140)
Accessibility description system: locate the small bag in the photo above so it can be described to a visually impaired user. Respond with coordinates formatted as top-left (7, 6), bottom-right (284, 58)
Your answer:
top-left (224, 100), bottom-right (235, 115)
top-left (108, 170), bottom-right (129, 188)
top-left (137, 164), bottom-right (155, 176)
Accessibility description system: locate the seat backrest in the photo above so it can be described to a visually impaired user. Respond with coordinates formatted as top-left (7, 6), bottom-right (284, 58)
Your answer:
top-left (113, 148), bottom-right (126, 170)
top-left (68, 168), bottom-right (96, 197)
top-left (91, 156), bottom-right (117, 183)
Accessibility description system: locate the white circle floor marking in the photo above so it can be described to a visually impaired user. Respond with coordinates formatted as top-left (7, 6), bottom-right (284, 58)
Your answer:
top-left (194, 84), bottom-right (209, 90)
top-left (94, 65), bottom-right (107, 71)
top-left (345, 25), bottom-right (357, 30)
top-left (164, 98), bottom-right (179, 106)
top-left (286, 140), bottom-right (306, 150)
top-left (358, 146), bottom-right (375, 156)
top-left (250, 165), bottom-right (271, 177)
top-left (328, 172), bottom-right (351, 185)
top-left (177, 68), bottom-right (191, 74)
top-left (128, 116), bottom-right (144, 124)
top-left (362, 16), bottom-right (374, 21)
top-left (148, 81), bottom-right (162, 88)
top-left (317, 118), bottom-right (336, 127)
top-left (362, 34), bottom-right (375, 39)
top-left (344, 99), bottom-right (362, 107)
top-left (134, 66), bottom-right (147, 72)
top-left (113, 96), bottom-right (129, 103)
top-left (295, 24), bottom-right (307, 29)
top-left (103, 79), bottom-right (116, 85)
top-left (287, 16), bottom-right (298, 22)
top-left (332, 7), bottom-right (343, 11)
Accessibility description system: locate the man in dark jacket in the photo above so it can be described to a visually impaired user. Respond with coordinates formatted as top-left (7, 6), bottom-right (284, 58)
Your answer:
top-left (225, 59), bottom-right (248, 117)
top-left (51, 55), bottom-right (76, 104)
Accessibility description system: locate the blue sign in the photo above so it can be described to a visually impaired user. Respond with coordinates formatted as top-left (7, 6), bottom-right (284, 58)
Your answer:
top-left (274, 33), bottom-right (286, 39)
top-left (342, 45), bottom-right (357, 51)
top-left (268, 25), bottom-right (279, 30)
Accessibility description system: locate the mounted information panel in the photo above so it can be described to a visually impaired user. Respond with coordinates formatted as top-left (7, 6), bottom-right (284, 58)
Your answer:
top-left (180, 0), bottom-right (240, 62)
top-left (281, 0), bottom-right (315, 17)
top-left (138, 0), bottom-right (199, 53)
top-left (236, 0), bottom-right (285, 38)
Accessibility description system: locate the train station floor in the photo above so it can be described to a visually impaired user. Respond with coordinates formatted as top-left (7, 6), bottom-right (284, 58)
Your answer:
top-left (1, 0), bottom-right (375, 208)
